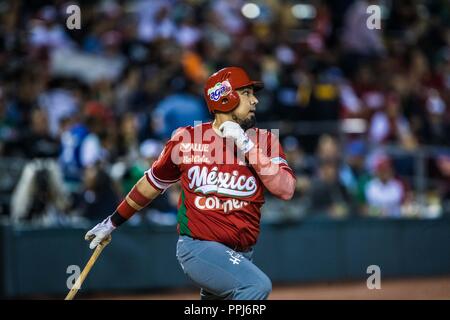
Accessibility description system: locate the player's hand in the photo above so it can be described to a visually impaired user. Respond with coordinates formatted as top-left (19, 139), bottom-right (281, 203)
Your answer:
top-left (219, 121), bottom-right (255, 153)
top-left (85, 216), bottom-right (116, 249)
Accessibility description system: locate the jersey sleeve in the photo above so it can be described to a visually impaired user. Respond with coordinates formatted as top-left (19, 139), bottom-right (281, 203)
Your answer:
top-left (145, 130), bottom-right (184, 191)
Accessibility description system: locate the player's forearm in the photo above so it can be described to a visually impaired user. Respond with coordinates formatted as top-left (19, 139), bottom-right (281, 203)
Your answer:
top-left (263, 169), bottom-right (296, 200)
top-left (110, 176), bottom-right (161, 226)
top-left (246, 147), bottom-right (296, 200)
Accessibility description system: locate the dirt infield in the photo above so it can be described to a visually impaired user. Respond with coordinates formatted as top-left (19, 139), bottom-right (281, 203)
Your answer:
top-left (91, 276), bottom-right (450, 300)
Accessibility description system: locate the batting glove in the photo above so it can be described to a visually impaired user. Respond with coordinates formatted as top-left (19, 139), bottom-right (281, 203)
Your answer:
top-left (219, 121), bottom-right (255, 153)
top-left (85, 216), bottom-right (116, 249)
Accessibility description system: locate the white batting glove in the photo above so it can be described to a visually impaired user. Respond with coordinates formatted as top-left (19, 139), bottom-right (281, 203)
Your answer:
top-left (85, 216), bottom-right (115, 249)
top-left (219, 121), bottom-right (255, 153)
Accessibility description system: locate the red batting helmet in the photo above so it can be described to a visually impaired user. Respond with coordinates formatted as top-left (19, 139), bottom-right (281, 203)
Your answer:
top-left (204, 67), bottom-right (264, 113)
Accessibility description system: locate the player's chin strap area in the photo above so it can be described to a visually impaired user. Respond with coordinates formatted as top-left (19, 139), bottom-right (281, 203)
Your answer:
top-left (212, 121), bottom-right (224, 137)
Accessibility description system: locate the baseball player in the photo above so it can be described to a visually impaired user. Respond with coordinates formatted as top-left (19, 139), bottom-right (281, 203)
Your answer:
top-left (85, 67), bottom-right (297, 300)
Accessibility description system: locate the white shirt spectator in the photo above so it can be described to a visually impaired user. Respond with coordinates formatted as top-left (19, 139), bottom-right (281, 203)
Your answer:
top-left (80, 134), bottom-right (104, 167)
top-left (38, 88), bottom-right (78, 137)
top-left (133, 0), bottom-right (175, 43)
top-left (369, 111), bottom-right (411, 144)
top-left (365, 177), bottom-right (404, 217)
top-left (29, 22), bottom-right (74, 50)
top-left (138, 17), bottom-right (176, 42)
top-left (175, 23), bottom-right (202, 48)
top-left (212, 0), bottom-right (246, 35)
top-left (339, 82), bottom-right (363, 114)
top-left (363, 91), bottom-right (385, 110)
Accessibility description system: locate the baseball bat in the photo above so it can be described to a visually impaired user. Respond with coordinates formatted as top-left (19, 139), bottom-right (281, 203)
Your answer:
top-left (65, 235), bottom-right (111, 300)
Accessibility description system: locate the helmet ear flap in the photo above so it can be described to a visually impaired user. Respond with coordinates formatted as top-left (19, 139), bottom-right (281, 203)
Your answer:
top-left (226, 90), bottom-right (240, 111)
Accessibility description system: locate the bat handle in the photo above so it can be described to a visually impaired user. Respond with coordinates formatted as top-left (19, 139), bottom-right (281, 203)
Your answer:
top-left (65, 237), bottom-right (111, 300)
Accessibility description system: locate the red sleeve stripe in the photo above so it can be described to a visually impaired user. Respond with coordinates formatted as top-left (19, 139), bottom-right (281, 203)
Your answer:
top-left (129, 186), bottom-right (152, 207)
top-left (117, 200), bottom-right (137, 219)
top-left (149, 168), bottom-right (180, 188)
top-left (150, 169), bottom-right (180, 183)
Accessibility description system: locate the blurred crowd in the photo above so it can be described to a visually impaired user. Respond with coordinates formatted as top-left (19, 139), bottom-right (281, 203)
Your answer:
top-left (0, 0), bottom-right (449, 226)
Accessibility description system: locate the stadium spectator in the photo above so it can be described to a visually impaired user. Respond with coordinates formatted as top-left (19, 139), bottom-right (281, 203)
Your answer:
top-left (59, 107), bottom-right (107, 191)
top-left (304, 159), bottom-right (352, 219)
top-left (79, 166), bottom-right (120, 222)
top-left (10, 159), bottom-right (70, 225)
top-left (340, 139), bottom-right (372, 213)
top-left (368, 92), bottom-right (418, 150)
top-left (340, 0), bottom-right (385, 76)
top-left (282, 135), bottom-right (313, 196)
top-left (151, 81), bottom-right (209, 140)
top-left (365, 156), bottom-right (405, 218)
top-left (15, 108), bottom-right (60, 159)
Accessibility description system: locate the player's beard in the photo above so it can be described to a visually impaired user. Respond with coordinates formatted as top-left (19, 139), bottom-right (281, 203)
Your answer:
top-left (232, 113), bottom-right (256, 131)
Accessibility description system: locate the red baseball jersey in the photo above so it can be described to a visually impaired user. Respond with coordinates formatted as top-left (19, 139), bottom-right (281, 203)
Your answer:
top-left (145, 122), bottom-right (294, 251)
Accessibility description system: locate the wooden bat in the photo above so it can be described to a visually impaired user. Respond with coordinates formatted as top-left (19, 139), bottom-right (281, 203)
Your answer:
top-left (65, 236), bottom-right (111, 300)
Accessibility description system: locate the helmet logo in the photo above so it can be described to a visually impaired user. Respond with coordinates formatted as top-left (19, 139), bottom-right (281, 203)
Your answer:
top-left (207, 80), bottom-right (232, 102)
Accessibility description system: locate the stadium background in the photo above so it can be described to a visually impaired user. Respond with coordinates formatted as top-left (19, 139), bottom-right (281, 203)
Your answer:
top-left (0, 0), bottom-right (449, 299)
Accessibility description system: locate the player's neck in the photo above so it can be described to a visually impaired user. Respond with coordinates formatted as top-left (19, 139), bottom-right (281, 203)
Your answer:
top-left (212, 115), bottom-right (233, 135)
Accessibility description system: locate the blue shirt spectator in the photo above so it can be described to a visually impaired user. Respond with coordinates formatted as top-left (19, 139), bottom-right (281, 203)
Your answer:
top-left (152, 91), bottom-right (210, 140)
